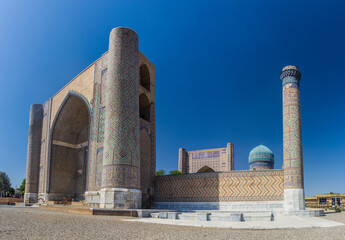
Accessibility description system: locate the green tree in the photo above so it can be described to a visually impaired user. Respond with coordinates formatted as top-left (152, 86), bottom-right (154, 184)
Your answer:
top-left (19, 178), bottom-right (26, 196)
top-left (155, 169), bottom-right (165, 176)
top-left (0, 171), bottom-right (11, 192)
top-left (0, 178), bottom-right (3, 191)
top-left (169, 170), bottom-right (183, 175)
top-left (8, 187), bottom-right (15, 196)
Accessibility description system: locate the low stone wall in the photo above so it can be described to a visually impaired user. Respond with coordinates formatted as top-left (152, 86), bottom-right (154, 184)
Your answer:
top-left (153, 201), bottom-right (284, 211)
top-left (0, 198), bottom-right (24, 204)
top-left (154, 170), bottom-right (284, 202)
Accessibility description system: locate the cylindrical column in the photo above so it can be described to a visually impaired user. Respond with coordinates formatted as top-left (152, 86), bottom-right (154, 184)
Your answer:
top-left (280, 65), bottom-right (305, 210)
top-left (227, 143), bottom-right (234, 171)
top-left (24, 104), bottom-right (43, 205)
top-left (178, 148), bottom-right (187, 173)
top-left (100, 27), bottom-right (141, 209)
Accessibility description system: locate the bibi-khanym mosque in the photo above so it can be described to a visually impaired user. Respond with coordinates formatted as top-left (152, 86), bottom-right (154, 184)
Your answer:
top-left (24, 27), bottom-right (318, 215)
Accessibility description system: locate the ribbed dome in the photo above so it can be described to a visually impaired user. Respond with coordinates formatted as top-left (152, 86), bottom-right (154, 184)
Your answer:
top-left (249, 145), bottom-right (274, 170)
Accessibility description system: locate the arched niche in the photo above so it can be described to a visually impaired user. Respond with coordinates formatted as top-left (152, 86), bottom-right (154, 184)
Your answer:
top-left (140, 64), bottom-right (150, 91)
top-left (49, 93), bottom-right (90, 201)
top-left (140, 127), bottom-right (152, 208)
top-left (139, 93), bottom-right (150, 122)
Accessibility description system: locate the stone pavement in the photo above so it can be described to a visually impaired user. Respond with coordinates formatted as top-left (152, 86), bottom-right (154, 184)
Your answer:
top-left (1, 206), bottom-right (345, 240)
top-left (124, 214), bottom-right (344, 230)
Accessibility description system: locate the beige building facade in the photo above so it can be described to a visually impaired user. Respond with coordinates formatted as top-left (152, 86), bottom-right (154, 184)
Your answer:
top-left (305, 194), bottom-right (345, 208)
top-left (178, 143), bottom-right (234, 173)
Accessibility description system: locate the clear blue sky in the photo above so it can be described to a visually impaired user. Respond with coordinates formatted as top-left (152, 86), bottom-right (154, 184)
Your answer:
top-left (0, 0), bottom-right (344, 196)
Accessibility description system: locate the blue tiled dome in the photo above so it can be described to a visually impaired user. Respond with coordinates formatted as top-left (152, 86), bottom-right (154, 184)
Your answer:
top-left (249, 145), bottom-right (274, 170)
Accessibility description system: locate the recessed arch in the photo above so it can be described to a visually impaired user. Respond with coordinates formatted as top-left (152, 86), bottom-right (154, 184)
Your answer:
top-left (139, 93), bottom-right (150, 122)
top-left (140, 127), bottom-right (152, 208)
top-left (140, 64), bottom-right (150, 91)
top-left (197, 166), bottom-right (215, 173)
top-left (48, 92), bottom-right (90, 201)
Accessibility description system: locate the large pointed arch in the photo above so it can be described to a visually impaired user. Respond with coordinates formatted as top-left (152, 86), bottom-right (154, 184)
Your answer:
top-left (47, 92), bottom-right (91, 201)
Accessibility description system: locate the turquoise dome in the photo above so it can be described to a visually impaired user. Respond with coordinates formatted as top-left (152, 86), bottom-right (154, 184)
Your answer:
top-left (248, 145), bottom-right (274, 170)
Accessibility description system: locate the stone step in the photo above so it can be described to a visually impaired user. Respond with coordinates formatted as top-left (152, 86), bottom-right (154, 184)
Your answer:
top-left (177, 213), bottom-right (197, 221)
top-left (151, 213), bottom-right (159, 218)
top-left (158, 212), bottom-right (182, 219)
top-left (242, 212), bottom-right (273, 221)
top-left (158, 211), bottom-right (274, 222)
top-left (209, 213), bottom-right (242, 222)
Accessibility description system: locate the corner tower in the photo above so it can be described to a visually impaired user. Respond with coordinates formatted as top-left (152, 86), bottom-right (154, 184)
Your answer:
top-left (280, 65), bottom-right (305, 210)
top-left (24, 104), bottom-right (43, 205)
top-left (100, 27), bottom-right (141, 209)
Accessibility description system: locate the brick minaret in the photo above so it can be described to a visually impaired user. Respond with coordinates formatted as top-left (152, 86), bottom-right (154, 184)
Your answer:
top-left (280, 65), bottom-right (305, 210)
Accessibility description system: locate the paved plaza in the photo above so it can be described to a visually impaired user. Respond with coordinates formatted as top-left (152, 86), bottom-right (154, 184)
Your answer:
top-left (1, 206), bottom-right (345, 240)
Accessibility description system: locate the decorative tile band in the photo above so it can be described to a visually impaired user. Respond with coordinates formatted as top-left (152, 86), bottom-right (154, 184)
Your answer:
top-left (154, 170), bottom-right (284, 202)
top-left (97, 107), bottom-right (105, 142)
top-left (280, 69), bottom-right (301, 85)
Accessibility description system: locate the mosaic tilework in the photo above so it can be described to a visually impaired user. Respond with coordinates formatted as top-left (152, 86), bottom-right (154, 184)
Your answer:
top-left (96, 148), bottom-right (103, 186)
top-left (90, 83), bottom-right (101, 142)
top-left (154, 170), bottom-right (284, 202)
top-left (97, 107), bottom-right (105, 142)
top-left (249, 161), bottom-right (274, 170)
top-left (282, 70), bottom-right (304, 189)
top-left (100, 68), bottom-right (107, 104)
top-left (86, 82), bottom-right (101, 191)
top-left (102, 27), bottom-right (140, 189)
top-left (192, 151), bottom-right (220, 159)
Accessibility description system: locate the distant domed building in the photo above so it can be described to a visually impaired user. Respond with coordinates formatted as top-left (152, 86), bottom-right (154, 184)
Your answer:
top-left (249, 145), bottom-right (274, 170)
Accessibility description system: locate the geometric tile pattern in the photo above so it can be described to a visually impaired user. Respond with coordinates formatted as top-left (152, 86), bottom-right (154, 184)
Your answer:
top-left (102, 28), bottom-right (140, 189)
top-left (90, 83), bottom-right (101, 142)
top-left (192, 151), bottom-right (220, 159)
top-left (97, 107), bottom-right (105, 142)
top-left (154, 170), bottom-right (284, 202)
top-left (282, 70), bottom-right (304, 189)
top-left (100, 68), bottom-right (107, 104)
top-left (87, 82), bottom-right (102, 191)
top-left (249, 162), bottom-right (274, 170)
top-left (96, 148), bottom-right (103, 186)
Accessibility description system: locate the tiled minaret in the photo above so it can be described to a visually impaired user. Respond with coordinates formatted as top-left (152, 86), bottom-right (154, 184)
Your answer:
top-left (24, 104), bottom-right (43, 205)
top-left (100, 27), bottom-right (141, 209)
top-left (280, 65), bottom-right (305, 210)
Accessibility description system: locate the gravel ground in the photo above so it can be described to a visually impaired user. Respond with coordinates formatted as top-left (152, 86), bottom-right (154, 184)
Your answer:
top-left (1, 206), bottom-right (345, 240)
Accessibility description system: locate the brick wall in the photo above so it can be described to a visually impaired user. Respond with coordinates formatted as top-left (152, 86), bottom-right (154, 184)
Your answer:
top-left (154, 170), bottom-right (283, 202)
